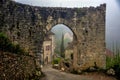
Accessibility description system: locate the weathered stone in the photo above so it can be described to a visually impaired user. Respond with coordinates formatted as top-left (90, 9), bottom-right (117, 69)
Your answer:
top-left (35, 71), bottom-right (41, 76)
top-left (107, 68), bottom-right (115, 75)
top-left (77, 69), bottom-right (82, 74)
top-left (89, 67), bottom-right (97, 71)
top-left (53, 64), bottom-right (59, 69)
top-left (0, 51), bottom-right (42, 79)
top-left (0, 0), bottom-right (106, 71)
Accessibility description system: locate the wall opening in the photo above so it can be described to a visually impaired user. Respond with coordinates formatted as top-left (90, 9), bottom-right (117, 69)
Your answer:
top-left (43, 24), bottom-right (76, 65)
top-left (51, 24), bottom-right (74, 58)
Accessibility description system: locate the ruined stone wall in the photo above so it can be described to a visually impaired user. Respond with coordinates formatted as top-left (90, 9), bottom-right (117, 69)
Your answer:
top-left (0, 0), bottom-right (106, 70)
top-left (72, 5), bottom-right (106, 70)
top-left (0, 51), bottom-right (42, 79)
top-left (0, 0), bottom-right (46, 53)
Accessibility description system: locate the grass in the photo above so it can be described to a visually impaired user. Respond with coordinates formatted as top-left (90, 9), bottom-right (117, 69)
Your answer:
top-left (106, 45), bottom-right (120, 79)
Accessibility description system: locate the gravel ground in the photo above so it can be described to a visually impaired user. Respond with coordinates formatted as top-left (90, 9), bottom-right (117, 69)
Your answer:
top-left (41, 65), bottom-right (117, 80)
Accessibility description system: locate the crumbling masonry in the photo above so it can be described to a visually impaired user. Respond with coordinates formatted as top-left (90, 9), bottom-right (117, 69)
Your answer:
top-left (0, 0), bottom-right (106, 70)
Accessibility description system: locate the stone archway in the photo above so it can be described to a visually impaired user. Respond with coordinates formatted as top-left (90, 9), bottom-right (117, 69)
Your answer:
top-left (46, 20), bottom-right (78, 68)
top-left (0, 0), bottom-right (106, 70)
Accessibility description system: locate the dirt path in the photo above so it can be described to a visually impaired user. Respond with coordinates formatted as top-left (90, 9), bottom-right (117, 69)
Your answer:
top-left (41, 65), bottom-right (117, 80)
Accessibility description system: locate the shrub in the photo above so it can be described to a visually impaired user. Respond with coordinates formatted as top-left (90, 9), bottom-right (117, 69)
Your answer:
top-left (0, 32), bottom-right (12, 51)
top-left (106, 51), bottom-right (120, 69)
top-left (0, 32), bottom-right (25, 54)
top-left (106, 45), bottom-right (120, 79)
top-left (52, 58), bottom-right (61, 64)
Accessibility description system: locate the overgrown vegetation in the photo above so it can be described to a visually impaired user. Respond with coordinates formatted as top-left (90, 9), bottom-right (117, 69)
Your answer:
top-left (0, 32), bottom-right (25, 54)
top-left (52, 58), bottom-right (61, 64)
top-left (106, 54), bottom-right (120, 69)
top-left (106, 46), bottom-right (120, 79)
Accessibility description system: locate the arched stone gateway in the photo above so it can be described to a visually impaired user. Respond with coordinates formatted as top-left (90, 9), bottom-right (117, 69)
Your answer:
top-left (0, 0), bottom-right (106, 70)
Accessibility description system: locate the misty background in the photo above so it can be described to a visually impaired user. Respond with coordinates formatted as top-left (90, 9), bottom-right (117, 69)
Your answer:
top-left (14, 0), bottom-right (120, 50)
top-left (51, 24), bottom-right (73, 52)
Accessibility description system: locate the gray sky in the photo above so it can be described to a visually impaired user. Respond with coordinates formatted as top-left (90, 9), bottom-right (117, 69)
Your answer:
top-left (15, 0), bottom-right (106, 7)
top-left (14, 0), bottom-right (120, 49)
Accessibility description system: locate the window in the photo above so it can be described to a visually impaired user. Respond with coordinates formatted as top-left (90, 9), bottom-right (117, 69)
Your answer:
top-left (46, 45), bottom-right (51, 51)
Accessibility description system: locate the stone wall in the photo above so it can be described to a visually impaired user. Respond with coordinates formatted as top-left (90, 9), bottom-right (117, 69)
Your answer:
top-left (0, 0), bottom-right (106, 70)
top-left (0, 51), bottom-right (42, 79)
top-left (0, 0), bottom-right (46, 53)
top-left (74, 5), bottom-right (106, 70)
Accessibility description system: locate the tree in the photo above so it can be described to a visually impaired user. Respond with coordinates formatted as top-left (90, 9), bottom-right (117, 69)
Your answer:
top-left (60, 33), bottom-right (65, 58)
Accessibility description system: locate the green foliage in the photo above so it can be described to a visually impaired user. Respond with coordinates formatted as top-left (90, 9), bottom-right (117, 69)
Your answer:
top-left (106, 46), bottom-right (120, 79)
top-left (0, 32), bottom-right (12, 51)
top-left (106, 57), bottom-right (112, 69)
top-left (0, 32), bottom-right (25, 54)
top-left (106, 51), bottom-right (120, 69)
top-left (52, 58), bottom-right (61, 64)
top-left (60, 33), bottom-right (65, 58)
